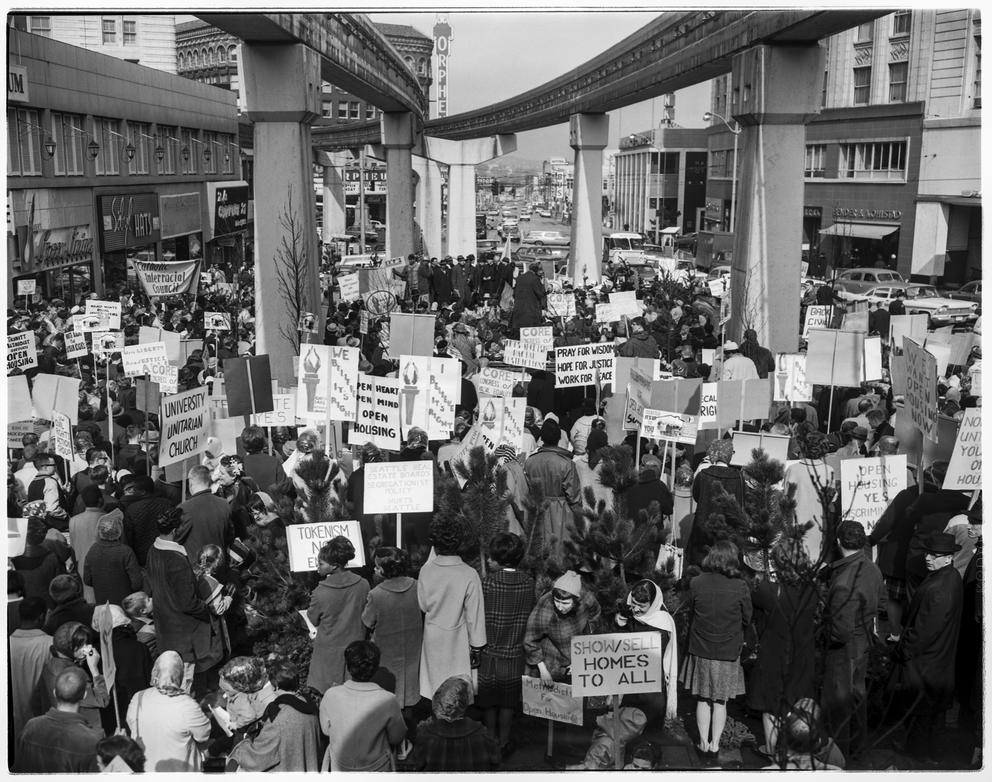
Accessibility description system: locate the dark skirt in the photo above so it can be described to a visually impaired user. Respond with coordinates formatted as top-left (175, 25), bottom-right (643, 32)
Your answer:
top-left (475, 653), bottom-right (524, 709)
top-left (680, 654), bottom-right (745, 702)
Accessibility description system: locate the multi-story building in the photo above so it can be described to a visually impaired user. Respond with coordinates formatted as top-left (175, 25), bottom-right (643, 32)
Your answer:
top-left (7, 28), bottom-right (244, 301)
top-left (704, 9), bottom-right (981, 282)
top-left (11, 14), bottom-right (178, 72)
top-left (611, 127), bottom-right (709, 239)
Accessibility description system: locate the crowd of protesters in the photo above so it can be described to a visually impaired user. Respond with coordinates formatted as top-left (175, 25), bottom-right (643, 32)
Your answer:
top-left (6, 238), bottom-right (983, 772)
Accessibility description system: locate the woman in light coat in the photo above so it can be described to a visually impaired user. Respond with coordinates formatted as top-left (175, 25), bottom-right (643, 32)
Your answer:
top-left (126, 650), bottom-right (212, 772)
top-left (417, 516), bottom-right (486, 700)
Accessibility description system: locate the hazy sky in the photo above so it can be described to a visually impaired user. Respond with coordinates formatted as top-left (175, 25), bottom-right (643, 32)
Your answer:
top-left (370, 10), bottom-right (711, 162)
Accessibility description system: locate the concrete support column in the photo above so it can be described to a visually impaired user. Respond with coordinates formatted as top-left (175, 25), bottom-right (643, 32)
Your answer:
top-left (316, 150), bottom-right (348, 240)
top-left (419, 134), bottom-right (517, 260)
top-left (241, 43), bottom-right (322, 386)
top-left (568, 113), bottom-right (609, 285)
top-left (910, 201), bottom-right (948, 279)
top-left (729, 44), bottom-right (825, 353)
top-left (381, 112), bottom-right (417, 260)
top-left (413, 155), bottom-right (444, 258)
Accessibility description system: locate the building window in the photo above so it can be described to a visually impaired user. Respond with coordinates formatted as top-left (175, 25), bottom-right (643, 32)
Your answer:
top-left (126, 122), bottom-right (151, 175)
top-left (889, 61), bottom-right (908, 102)
top-left (203, 132), bottom-right (217, 174)
top-left (840, 140), bottom-right (908, 180)
top-left (102, 18), bottom-right (116, 45)
top-left (404, 56), bottom-right (414, 70)
top-left (8, 108), bottom-right (42, 176)
top-left (892, 10), bottom-right (912, 37)
top-left (159, 126), bottom-right (178, 174)
top-left (94, 118), bottom-right (121, 175)
top-left (180, 128), bottom-right (196, 174)
top-left (856, 21), bottom-right (874, 42)
top-left (322, 100), bottom-right (333, 118)
top-left (222, 136), bottom-right (236, 175)
top-left (51, 113), bottom-right (85, 176)
top-left (708, 149), bottom-right (730, 179)
top-left (178, 53), bottom-right (185, 70)
top-left (123, 19), bottom-right (136, 45)
top-left (975, 38), bottom-right (982, 109)
top-left (337, 102), bottom-right (349, 119)
top-left (208, 47), bottom-right (215, 65)
top-left (853, 66), bottom-right (872, 104)
top-left (350, 101), bottom-right (361, 119)
top-left (804, 144), bottom-right (826, 178)
top-left (229, 46), bottom-right (237, 61)
top-left (822, 69), bottom-right (828, 108)
top-left (418, 57), bottom-right (427, 75)
top-left (29, 16), bottom-right (52, 37)
top-left (218, 47), bottom-right (227, 62)
top-left (365, 104), bottom-right (376, 120)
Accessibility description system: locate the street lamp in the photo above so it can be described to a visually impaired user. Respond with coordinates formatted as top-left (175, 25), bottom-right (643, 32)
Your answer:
top-left (703, 111), bottom-right (742, 233)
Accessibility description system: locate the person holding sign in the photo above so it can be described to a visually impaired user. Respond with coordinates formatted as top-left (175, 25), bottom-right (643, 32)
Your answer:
top-left (522, 571), bottom-right (601, 685)
top-left (306, 537), bottom-right (370, 694)
top-left (679, 540), bottom-right (753, 761)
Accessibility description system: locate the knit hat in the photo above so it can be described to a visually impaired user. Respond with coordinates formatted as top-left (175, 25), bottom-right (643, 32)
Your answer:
top-left (97, 509), bottom-right (124, 541)
top-left (553, 570), bottom-right (583, 598)
top-left (540, 419), bottom-right (561, 446)
top-left (707, 438), bottom-right (735, 464)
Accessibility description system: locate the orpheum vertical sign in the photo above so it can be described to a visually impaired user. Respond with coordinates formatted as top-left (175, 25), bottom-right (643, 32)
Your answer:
top-left (433, 15), bottom-right (451, 118)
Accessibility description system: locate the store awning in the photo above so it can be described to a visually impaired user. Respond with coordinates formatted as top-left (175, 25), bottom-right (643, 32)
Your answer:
top-left (819, 222), bottom-right (899, 240)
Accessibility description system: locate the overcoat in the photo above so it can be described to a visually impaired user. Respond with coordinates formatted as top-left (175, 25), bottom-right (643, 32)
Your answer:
top-left (307, 570), bottom-right (370, 693)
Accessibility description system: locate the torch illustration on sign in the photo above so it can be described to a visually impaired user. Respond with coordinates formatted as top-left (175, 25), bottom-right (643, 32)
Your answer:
top-left (401, 361), bottom-right (420, 426)
top-left (776, 354), bottom-right (790, 400)
top-left (303, 346), bottom-right (321, 412)
top-left (481, 399), bottom-right (497, 430)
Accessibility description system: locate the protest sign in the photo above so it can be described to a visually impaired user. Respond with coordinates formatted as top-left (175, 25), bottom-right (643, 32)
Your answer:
top-left (841, 310), bottom-right (869, 333)
top-left (696, 382), bottom-right (720, 431)
top-left (427, 357), bottom-right (461, 441)
top-left (555, 342), bottom-right (616, 388)
top-left (121, 342), bottom-right (169, 377)
top-left (772, 354), bottom-right (812, 403)
top-left (547, 292), bottom-right (576, 319)
top-left (623, 369), bottom-right (652, 431)
top-left (286, 520), bottom-right (365, 571)
top-left (903, 337), bottom-right (938, 442)
top-left (296, 345), bottom-right (360, 422)
top-left (86, 300), bottom-right (122, 330)
top-left (63, 330), bottom-right (88, 360)
top-left (924, 341), bottom-right (951, 378)
top-left (200, 272), bottom-right (213, 288)
top-left (364, 461), bottom-right (434, 514)
top-left (500, 397), bottom-right (526, 449)
top-left (398, 355), bottom-right (431, 436)
top-left (520, 326), bottom-right (554, 351)
top-left (504, 339), bottom-right (549, 370)
top-left (139, 326), bottom-right (181, 365)
top-left (31, 374), bottom-right (81, 424)
top-left (135, 379), bottom-right (161, 414)
top-left (52, 411), bottom-right (73, 463)
top-left (347, 374), bottom-right (401, 452)
top-left (805, 329), bottom-right (864, 388)
top-left (863, 336), bottom-right (884, 382)
top-left (609, 291), bottom-right (643, 318)
top-left (387, 312), bottom-right (435, 357)
top-left (802, 305), bottom-right (833, 337)
top-left (7, 332), bottom-right (38, 374)
top-left (17, 278), bottom-right (36, 296)
top-left (477, 366), bottom-right (522, 398)
top-left (707, 277), bottom-right (728, 298)
top-left (521, 676), bottom-right (583, 726)
top-left (8, 376), bottom-right (33, 423)
top-left (890, 314), bottom-right (928, 348)
top-left (359, 311), bottom-right (369, 335)
top-left (251, 394), bottom-right (296, 428)
top-left (595, 302), bottom-right (620, 323)
top-left (641, 408), bottom-right (698, 445)
top-left (8, 420), bottom-right (35, 450)
top-left (338, 273), bottom-right (361, 303)
top-left (730, 431), bottom-right (791, 467)
top-left (715, 378), bottom-right (773, 429)
top-left (91, 331), bottom-right (125, 358)
top-left (648, 377), bottom-right (702, 413)
top-left (204, 312), bottom-right (231, 331)
top-left (476, 398), bottom-right (505, 452)
top-left (889, 353), bottom-right (907, 396)
top-left (570, 632), bottom-right (663, 697)
top-left (943, 409), bottom-right (982, 491)
top-left (973, 366), bottom-right (982, 397)
top-left (133, 258), bottom-right (200, 297)
top-left (840, 455), bottom-right (908, 533)
top-left (224, 356), bottom-right (275, 418)
top-left (949, 331), bottom-right (977, 367)
top-left (150, 363), bottom-right (178, 395)
top-left (158, 387), bottom-right (209, 467)
top-left (8, 517), bottom-right (29, 558)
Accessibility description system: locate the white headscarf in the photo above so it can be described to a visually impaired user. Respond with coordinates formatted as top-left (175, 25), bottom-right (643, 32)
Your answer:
top-left (627, 581), bottom-right (678, 720)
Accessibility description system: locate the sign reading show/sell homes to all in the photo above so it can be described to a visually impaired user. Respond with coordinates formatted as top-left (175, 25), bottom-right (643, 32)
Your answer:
top-left (570, 632), bottom-right (663, 697)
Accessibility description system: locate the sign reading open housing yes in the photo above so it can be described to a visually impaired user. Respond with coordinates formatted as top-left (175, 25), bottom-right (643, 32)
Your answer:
top-left (363, 461), bottom-right (434, 514)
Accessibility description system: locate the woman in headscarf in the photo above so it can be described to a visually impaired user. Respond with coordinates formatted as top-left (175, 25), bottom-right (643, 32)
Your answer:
top-left (573, 428), bottom-right (613, 511)
top-left (687, 438), bottom-right (745, 567)
top-left (126, 650), bottom-right (211, 772)
top-left (783, 432), bottom-right (835, 564)
top-left (409, 676), bottom-right (501, 772)
top-left (614, 579), bottom-right (679, 723)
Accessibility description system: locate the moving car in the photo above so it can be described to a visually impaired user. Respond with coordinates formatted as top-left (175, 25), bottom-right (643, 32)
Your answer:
top-left (538, 209), bottom-right (552, 218)
top-left (525, 230), bottom-right (570, 246)
top-left (519, 211), bottom-right (532, 221)
top-left (832, 267), bottom-right (906, 296)
top-left (514, 245), bottom-right (568, 274)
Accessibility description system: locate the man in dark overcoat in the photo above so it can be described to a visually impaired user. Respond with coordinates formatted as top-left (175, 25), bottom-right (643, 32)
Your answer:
top-left (509, 262), bottom-right (547, 336)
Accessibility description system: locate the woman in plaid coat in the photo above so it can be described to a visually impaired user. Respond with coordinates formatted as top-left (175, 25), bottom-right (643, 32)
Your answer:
top-left (477, 533), bottom-right (535, 757)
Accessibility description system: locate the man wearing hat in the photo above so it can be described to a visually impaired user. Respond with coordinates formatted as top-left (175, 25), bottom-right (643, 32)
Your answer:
top-left (617, 316), bottom-right (660, 358)
top-left (890, 531), bottom-right (964, 763)
top-left (718, 340), bottom-right (759, 381)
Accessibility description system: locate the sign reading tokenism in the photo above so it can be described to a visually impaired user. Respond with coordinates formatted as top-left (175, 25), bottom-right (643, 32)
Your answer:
top-left (133, 258), bottom-right (201, 296)
top-left (555, 342), bottom-right (616, 388)
top-left (286, 520), bottom-right (366, 571)
top-left (363, 461), bottom-right (434, 514)
top-left (570, 632), bottom-right (663, 697)
top-left (158, 387), bottom-right (209, 467)
top-left (7, 332), bottom-right (38, 374)
top-left (944, 409), bottom-right (982, 491)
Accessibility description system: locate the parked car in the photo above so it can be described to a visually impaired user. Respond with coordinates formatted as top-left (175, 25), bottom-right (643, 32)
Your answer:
top-left (538, 209), bottom-right (552, 218)
top-left (514, 245), bottom-right (568, 274)
top-left (346, 225), bottom-right (378, 244)
top-left (519, 211), bottom-right (532, 221)
top-left (525, 230), bottom-right (570, 246)
top-left (832, 267), bottom-right (906, 297)
top-left (943, 279), bottom-right (981, 304)
top-left (902, 283), bottom-right (979, 328)
top-left (843, 284), bottom-right (908, 306)
top-left (476, 239), bottom-right (500, 257)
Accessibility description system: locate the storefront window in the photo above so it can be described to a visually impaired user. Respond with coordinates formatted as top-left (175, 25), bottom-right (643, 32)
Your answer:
top-left (804, 144), bottom-right (826, 178)
top-left (127, 121), bottom-right (152, 175)
top-left (94, 117), bottom-right (121, 176)
top-left (8, 108), bottom-right (42, 176)
top-left (49, 264), bottom-right (93, 304)
top-left (840, 140), bottom-right (908, 180)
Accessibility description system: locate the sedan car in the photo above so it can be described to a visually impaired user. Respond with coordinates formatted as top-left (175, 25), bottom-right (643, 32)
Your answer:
top-left (538, 209), bottom-right (552, 218)
top-left (842, 284), bottom-right (908, 306)
top-left (903, 284), bottom-right (979, 328)
top-left (832, 267), bottom-right (906, 296)
top-left (944, 279), bottom-right (981, 304)
top-left (525, 230), bottom-right (571, 246)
